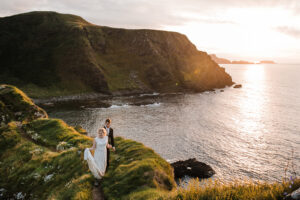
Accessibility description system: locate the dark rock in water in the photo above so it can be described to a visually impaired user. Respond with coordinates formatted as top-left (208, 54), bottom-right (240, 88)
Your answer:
top-left (171, 158), bottom-right (215, 179)
top-left (233, 84), bottom-right (242, 88)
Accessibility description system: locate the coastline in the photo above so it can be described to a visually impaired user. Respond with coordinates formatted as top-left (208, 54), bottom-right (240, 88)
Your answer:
top-left (1, 84), bottom-right (299, 200)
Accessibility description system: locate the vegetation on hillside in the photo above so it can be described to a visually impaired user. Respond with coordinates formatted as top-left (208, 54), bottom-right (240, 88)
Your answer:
top-left (159, 178), bottom-right (300, 200)
top-left (102, 137), bottom-right (176, 200)
top-left (0, 84), bottom-right (47, 124)
top-left (0, 11), bottom-right (233, 98)
top-left (1, 84), bottom-right (298, 200)
top-left (0, 84), bottom-right (176, 199)
top-left (0, 120), bottom-right (94, 199)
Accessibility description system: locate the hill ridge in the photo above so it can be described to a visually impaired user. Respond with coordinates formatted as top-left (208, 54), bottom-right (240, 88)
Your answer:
top-left (0, 11), bottom-right (233, 98)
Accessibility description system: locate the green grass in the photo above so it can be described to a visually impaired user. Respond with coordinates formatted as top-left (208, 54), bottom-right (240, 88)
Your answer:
top-left (158, 178), bottom-right (300, 200)
top-left (0, 84), bottom-right (48, 123)
top-left (19, 83), bottom-right (94, 98)
top-left (0, 84), bottom-right (177, 199)
top-left (23, 118), bottom-right (92, 149)
top-left (101, 137), bottom-right (176, 200)
top-left (1, 84), bottom-right (298, 200)
top-left (0, 122), bottom-right (177, 200)
top-left (0, 121), bottom-right (94, 200)
top-left (0, 84), bottom-right (94, 199)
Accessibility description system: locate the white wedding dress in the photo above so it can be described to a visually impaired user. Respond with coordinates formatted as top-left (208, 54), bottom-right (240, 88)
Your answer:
top-left (84, 136), bottom-right (108, 179)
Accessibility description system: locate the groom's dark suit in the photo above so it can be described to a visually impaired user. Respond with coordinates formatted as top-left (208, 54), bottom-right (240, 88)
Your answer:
top-left (104, 126), bottom-right (114, 168)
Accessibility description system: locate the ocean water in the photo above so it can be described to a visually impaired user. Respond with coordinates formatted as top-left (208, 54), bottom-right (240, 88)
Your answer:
top-left (49, 64), bottom-right (300, 182)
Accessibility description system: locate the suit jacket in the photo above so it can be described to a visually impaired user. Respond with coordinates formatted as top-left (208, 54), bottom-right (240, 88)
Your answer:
top-left (104, 126), bottom-right (115, 147)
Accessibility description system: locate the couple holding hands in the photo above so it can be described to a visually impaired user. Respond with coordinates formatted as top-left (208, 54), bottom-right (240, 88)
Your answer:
top-left (84, 118), bottom-right (115, 185)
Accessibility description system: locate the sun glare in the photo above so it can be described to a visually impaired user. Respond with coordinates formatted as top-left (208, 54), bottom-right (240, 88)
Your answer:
top-left (164, 7), bottom-right (300, 62)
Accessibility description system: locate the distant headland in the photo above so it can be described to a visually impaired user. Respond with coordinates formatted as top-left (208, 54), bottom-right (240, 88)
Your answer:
top-left (210, 54), bottom-right (276, 64)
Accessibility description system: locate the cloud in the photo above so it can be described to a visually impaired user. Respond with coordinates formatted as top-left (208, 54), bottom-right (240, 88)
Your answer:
top-left (0, 0), bottom-right (299, 29)
top-left (276, 26), bottom-right (300, 38)
top-left (1, 0), bottom-right (299, 63)
top-left (0, 0), bottom-right (187, 28)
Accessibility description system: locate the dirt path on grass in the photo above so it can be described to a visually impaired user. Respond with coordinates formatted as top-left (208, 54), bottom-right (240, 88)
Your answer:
top-left (93, 185), bottom-right (105, 200)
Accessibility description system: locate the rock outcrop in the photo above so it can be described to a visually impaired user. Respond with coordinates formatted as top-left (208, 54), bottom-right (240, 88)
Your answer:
top-left (233, 84), bottom-right (242, 88)
top-left (171, 158), bottom-right (215, 179)
top-left (0, 85), bottom-right (47, 124)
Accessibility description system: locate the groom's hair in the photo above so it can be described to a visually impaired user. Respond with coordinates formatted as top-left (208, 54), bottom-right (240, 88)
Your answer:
top-left (105, 118), bottom-right (111, 124)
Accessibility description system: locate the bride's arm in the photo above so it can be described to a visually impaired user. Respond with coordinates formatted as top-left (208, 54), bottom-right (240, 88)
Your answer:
top-left (89, 139), bottom-right (96, 150)
top-left (107, 144), bottom-right (112, 149)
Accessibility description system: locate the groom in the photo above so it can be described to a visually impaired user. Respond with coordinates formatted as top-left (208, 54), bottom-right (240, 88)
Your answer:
top-left (104, 118), bottom-right (115, 169)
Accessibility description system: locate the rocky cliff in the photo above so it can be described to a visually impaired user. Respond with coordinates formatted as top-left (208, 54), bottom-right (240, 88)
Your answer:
top-left (0, 11), bottom-right (233, 97)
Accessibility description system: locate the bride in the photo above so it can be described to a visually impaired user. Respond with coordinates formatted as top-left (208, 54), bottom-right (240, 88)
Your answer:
top-left (84, 128), bottom-right (112, 182)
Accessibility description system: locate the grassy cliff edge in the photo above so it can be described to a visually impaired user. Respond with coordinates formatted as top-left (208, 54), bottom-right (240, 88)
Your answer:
top-left (1, 84), bottom-right (299, 200)
top-left (0, 84), bottom-right (176, 200)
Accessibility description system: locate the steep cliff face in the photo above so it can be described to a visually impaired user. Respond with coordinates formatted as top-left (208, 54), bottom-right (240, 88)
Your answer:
top-left (0, 11), bottom-right (233, 97)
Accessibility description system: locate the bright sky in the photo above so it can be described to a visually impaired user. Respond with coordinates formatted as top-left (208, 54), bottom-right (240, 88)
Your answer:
top-left (1, 0), bottom-right (300, 63)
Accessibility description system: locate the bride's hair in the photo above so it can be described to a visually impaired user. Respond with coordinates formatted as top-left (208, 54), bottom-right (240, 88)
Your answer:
top-left (98, 128), bottom-right (107, 136)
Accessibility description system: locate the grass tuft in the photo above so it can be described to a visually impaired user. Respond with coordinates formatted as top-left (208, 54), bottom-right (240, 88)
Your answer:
top-left (159, 178), bottom-right (300, 200)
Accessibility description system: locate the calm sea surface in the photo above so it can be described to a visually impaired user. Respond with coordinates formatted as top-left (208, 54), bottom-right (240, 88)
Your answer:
top-left (49, 64), bottom-right (300, 182)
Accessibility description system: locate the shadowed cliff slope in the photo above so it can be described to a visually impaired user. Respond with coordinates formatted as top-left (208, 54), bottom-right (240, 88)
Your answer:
top-left (0, 11), bottom-right (233, 97)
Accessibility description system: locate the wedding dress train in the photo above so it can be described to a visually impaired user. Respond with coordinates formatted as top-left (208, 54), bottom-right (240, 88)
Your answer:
top-left (84, 136), bottom-right (108, 179)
